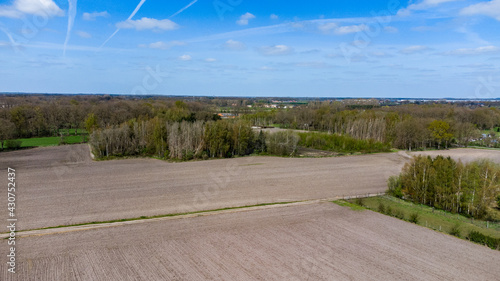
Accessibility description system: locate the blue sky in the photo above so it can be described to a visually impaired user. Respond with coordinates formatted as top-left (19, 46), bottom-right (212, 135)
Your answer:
top-left (0, 0), bottom-right (499, 98)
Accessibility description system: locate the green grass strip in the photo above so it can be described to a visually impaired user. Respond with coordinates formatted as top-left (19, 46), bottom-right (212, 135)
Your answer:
top-left (340, 195), bottom-right (500, 250)
top-left (332, 200), bottom-right (366, 211)
top-left (5, 201), bottom-right (301, 235)
top-left (16, 135), bottom-right (86, 147)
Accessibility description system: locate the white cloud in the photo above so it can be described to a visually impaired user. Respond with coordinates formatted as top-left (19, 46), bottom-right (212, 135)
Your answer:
top-left (461, 0), bottom-right (500, 21)
top-left (293, 61), bottom-right (330, 69)
top-left (412, 26), bottom-right (434, 32)
top-left (260, 66), bottom-right (275, 71)
top-left (205, 58), bottom-right (216, 62)
top-left (425, 0), bottom-right (457, 5)
top-left (352, 40), bottom-right (369, 47)
top-left (100, 0), bottom-right (147, 48)
top-left (398, 0), bottom-right (459, 16)
top-left (179, 54), bottom-right (192, 61)
top-left (139, 40), bottom-right (186, 49)
top-left (444, 45), bottom-right (500, 55)
top-left (399, 45), bottom-right (430, 54)
top-left (83, 11), bottom-right (109, 21)
top-left (258, 45), bottom-right (293, 56)
top-left (0, 0), bottom-right (64, 18)
top-left (116, 17), bottom-right (179, 31)
top-left (223, 39), bottom-right (246, 50)
top-left (236, 12), bottom-right (255, 25)
top-left (318, 22), bottom-right (338, 32)
top-left (384, 26), bottom-right (398, 33)
top-left (290, 22), bottom-right (305, 29)
top-left (335, 24), bottom-right (368, 35)
top-left (270, 14), bottom-right (278, 20)
top-left (148, 41), bottom-right (169, 49)
top-left (0, 9), bottom-right (20, 18)
top-left (318, 23), bottom-right (368, 35)
top-left (370, 51), bottom-right (392, 58)
top-left (76, 31), bottom-right (91, 38)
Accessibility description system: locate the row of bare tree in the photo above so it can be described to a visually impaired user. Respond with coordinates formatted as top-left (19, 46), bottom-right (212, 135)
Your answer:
top-left (88, 119), bottom-right (264, 160)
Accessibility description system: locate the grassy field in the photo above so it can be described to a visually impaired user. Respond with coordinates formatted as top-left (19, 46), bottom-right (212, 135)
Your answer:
top-left (17, 135), bottom-right (86, 147)
top-left (344, 196), bottom-right (500, 240)
top-left (9, 128), bottom-right (88, 148)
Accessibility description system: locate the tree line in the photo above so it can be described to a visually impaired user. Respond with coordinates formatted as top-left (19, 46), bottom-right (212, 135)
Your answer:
top-left (88, 118), bottom-right (272, 160)
top-left (2, 95), bottom-right (500, 152)
top-left (388, 155), bottom-right (500, 219)
top-left (297, 132), bottom-right (391, 154)
top-left (0, 95), bottom-right (221, 149)
top-left (243, 103), bottom-right (500, 150)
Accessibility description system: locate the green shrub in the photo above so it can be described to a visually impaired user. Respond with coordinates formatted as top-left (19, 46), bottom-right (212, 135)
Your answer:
top-left (182, 151), bottom-right (194, 161)
top-left (387, 176), bottom-right (403, 198)
top-left (58, 136), bottom-right (67, 145)
top-left (378, 203), bottom-right (386, 213)
top-left (386, 206), bottom-right (392, 216)
top-left (409, 212), bottom-right (419, 224)
top-left (395, 210), bottom-right (405, 220)
top-left (450, 223), bottom-right (461, 237)
top-left (5, 139), bottom-right (22, 149)
top-left (497, 194), bottom-right (500, 208)
top-left (355, 198), bottom-right (364, 207)
top-left (297, 132), bottom-right (391, 154)
top-left (467, 231), bottom-right (500, 250)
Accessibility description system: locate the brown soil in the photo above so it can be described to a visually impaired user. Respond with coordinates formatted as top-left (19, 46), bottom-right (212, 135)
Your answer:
top-left (1, 202), bottom-right (498, 280)
top-left (296, 147), bottom-right (338, 157)
top-left (1, 144), bottom-right (406, 230)
top-left (409, 148), bottom-right (500, 163)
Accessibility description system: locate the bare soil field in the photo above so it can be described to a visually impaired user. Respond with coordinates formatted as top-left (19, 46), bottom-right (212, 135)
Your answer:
top-left (409, 148), bottom-right (500, 163)
top-left (1, 144), bottom-right (405, 230)
top-left (1, 202), bottom-right (498, 280)
top-left (296, 147), bottom-right (338, 157)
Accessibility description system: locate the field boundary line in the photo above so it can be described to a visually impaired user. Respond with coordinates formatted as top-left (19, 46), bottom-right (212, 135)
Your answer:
top-left (2, 193), bottom-right (385, 239)
top-left (0, 200), bottom-right (316, 238)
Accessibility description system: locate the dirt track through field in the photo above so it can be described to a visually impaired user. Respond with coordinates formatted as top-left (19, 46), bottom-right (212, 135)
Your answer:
top-left (1, 202), bottom-right (498, 281)
top-left (1, 145), bottom-right (406, 230)
top-left (410, 148), bottom-right (500, 163)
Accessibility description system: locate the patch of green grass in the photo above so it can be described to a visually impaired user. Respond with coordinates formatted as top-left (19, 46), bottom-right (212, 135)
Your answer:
top-left (333, 200), bottom-right (366, 211)
top-left (16, 135), bottom-right (86, 147)
top-left (348, 196), bottom-right (500, 240)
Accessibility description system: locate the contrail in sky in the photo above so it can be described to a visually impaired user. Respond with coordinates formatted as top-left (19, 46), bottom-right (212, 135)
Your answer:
top-left (63, 0), bottom-right (78, 56)
top-left (100, 0), bottom-right (147, 49)
top-left (0, 26), bottom-right (20, 52)
top-left (169, 0), bottom-right (198, 18)
top-left (100, 0), bottom-right (198, 49)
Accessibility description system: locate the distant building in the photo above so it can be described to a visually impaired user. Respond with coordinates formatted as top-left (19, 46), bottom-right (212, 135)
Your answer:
top-left (218, 113), bottom-right (236, 119)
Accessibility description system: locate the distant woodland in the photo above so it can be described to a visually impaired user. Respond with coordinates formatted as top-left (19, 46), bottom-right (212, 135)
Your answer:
top-left (1, 95), bottom-right (500, 158)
